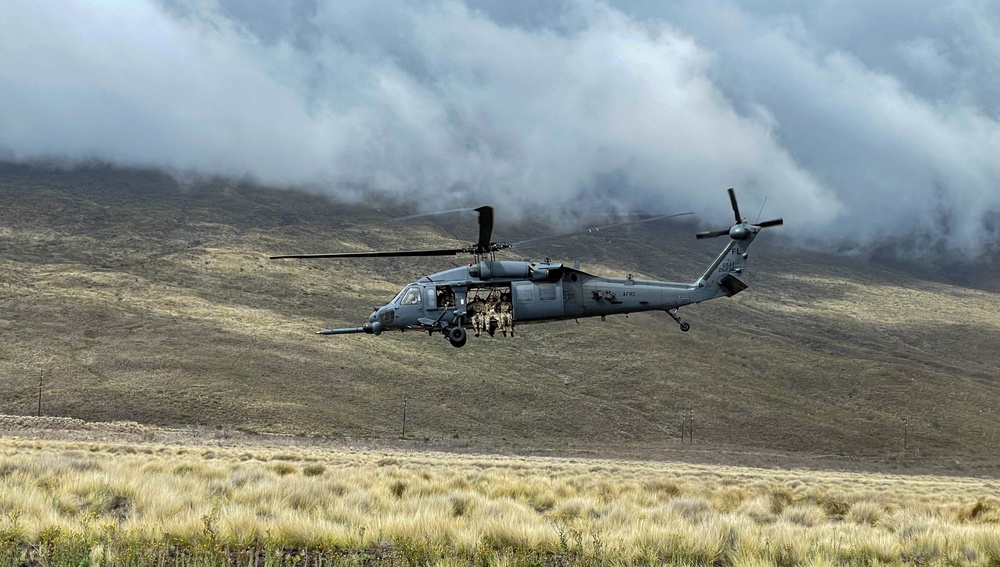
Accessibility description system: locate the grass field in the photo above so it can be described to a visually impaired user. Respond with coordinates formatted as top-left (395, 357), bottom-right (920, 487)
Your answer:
top-left (1, 434), bottom-right (999, 566)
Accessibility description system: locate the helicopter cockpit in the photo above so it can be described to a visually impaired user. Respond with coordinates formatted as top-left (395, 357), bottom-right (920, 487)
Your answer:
top-left (397, 286), bottom-right (421, 305)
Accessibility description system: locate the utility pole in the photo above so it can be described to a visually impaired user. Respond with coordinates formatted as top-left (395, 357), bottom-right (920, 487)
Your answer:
top-left (401, 397), bottom-right (407, 438)
top-left (37, 369), bottom-right (43, 417)
top-left (680, 409), bottom-right (686, 443)
top-left (681, 408), bottom-right (694, 444)
top-left (689, 408), bottom-right (694, 444)
top-left (903, 416), bottom-right (908, 451)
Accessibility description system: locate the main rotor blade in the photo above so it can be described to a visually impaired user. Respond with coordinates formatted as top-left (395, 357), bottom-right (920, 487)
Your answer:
top-left (396, 207), bottom-right (478, 220)
top-left (728, 187), bottom-right (742, 223)
top-left (271, 248), bottom-right (465, 259)
top-left (475, 205), bottom-right (494, 252)
top-left (395, 205), bottom-right (495, 253)
top-left (757, 218), bottom-right (784, 228)
top-left (695, 229), bottom-right (731, 239)
top-left (510, 211), bottom-right (694, 249)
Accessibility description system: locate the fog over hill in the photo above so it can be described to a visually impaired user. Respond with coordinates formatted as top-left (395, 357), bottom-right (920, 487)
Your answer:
top-left (1, 1), bottom-right (999, 260)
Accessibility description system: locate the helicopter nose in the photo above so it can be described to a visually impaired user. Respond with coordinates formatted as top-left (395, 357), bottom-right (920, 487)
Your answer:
top-left (369, 311), bottom-right (379, 323)
top-left (362, 321), bottom-right (384, 335)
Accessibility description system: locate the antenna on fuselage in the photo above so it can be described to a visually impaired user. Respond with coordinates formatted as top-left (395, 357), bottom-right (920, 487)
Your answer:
top-left (755, 196), bottom-right (768, 225)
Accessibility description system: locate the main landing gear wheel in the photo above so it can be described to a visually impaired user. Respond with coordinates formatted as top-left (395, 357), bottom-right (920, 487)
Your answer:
top-left (447, 326), bottom-right (468, 348)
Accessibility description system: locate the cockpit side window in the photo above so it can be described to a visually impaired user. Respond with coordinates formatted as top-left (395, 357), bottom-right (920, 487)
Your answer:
top-left (400, 287), bottom-right (422, 305)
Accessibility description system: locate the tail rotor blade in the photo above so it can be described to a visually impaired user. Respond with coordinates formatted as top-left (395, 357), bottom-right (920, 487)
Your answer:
top-left (727, 187), bottom-right (742, 223)
top-left (757, 218), bottom-right (784, 228)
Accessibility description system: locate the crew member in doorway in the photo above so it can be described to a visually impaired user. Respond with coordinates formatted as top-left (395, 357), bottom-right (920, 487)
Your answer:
top-left (437, 287), bottom-right (455, 308)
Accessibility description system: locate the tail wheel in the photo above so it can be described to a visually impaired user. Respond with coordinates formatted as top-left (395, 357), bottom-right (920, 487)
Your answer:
top-left (679, 322), bottom-right (691, 332)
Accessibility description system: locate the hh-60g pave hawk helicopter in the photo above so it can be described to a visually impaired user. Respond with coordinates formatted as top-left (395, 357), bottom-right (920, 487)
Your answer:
top-left (271, 188), bottom-right (782, 347)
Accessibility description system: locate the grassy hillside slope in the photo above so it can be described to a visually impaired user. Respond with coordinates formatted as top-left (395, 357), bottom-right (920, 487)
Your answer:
top-left (1, 162), bottom-right (998, 472)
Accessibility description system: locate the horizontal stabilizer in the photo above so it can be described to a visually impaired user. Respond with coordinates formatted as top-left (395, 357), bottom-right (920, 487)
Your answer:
top-left (718, 273), bottom-right (749, 297)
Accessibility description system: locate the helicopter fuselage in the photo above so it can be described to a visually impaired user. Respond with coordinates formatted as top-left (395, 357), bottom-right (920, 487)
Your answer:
top-left (352, 240), bottom-right (750, 346)
top-left (281, 189), bottom-right (780, 347)
top-left (373, 261), bottom-right (706, 328)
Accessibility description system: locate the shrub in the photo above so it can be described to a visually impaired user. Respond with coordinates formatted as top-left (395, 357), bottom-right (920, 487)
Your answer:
top-left (302, 464), bottom-right (325, 477)
top-left (272, 463), bottom-right (297, 476)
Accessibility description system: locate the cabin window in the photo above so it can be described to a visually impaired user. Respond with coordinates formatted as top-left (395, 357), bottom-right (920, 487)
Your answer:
top-left (514, 282), bottom-right (534, 303)
top-left (400, 287), bottom-right (421, 305)
top-left (539, 283), bottom-right (557, 301)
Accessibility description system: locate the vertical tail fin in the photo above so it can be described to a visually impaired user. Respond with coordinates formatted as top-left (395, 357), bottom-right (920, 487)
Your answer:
top-left (693, 188), bottom-right (783, 297)
top-left (697, 236), bottom-right (755, 297)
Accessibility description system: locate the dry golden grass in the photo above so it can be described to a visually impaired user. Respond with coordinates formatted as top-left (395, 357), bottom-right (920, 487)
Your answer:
top-left (763, 273), bottom-right (1000, 330)
top-left (1, 437), bottom-right (998, 565)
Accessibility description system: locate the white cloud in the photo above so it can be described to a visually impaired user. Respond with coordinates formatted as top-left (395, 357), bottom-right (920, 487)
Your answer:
top-left (1, 0), bottom-right (998, 257)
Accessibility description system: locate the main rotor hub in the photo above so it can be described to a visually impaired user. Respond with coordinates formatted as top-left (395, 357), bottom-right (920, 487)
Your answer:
top-left (464, 242), bottom-right (511, 255)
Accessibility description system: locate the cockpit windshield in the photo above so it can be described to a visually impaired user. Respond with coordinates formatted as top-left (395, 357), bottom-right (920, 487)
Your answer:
top-left (398, 286), bottom-right (421, 306)
top-left (391, 288), bottom-right (408, 304)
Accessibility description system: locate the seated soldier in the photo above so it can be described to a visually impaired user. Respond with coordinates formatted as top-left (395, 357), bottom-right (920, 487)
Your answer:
top-left (498, 292), bottom-right (513, 337)
top-left (484, 294), bottom-right (498, 337)
top-left (469, 296), bottom-right (484, 336)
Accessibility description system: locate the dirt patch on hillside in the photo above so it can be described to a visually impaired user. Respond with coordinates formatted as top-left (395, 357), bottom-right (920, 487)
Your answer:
top-left (2, 413), bottom-right (996, 479)
top-left (0, 414), bottom-right (147, 434)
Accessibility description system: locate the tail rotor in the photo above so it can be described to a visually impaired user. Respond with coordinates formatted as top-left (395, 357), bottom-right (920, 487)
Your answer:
top-left (695, 188), bottom-right (783, 240)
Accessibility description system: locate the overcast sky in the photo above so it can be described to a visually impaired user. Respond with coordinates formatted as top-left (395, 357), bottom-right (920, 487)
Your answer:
top-left (1, 1), bottom-right (998, 258)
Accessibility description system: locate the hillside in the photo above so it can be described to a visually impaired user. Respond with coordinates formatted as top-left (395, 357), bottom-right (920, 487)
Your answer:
top-left (2, 161), bottom-right (999, 474)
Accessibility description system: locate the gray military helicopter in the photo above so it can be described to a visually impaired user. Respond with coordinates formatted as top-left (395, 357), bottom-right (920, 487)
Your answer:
top-left (271, 188), bottom-right (782, 347)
